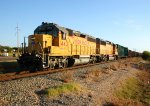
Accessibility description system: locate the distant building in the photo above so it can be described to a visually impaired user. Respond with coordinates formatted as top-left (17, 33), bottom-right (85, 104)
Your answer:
top-left (2, 49), bottom-right (8, 56)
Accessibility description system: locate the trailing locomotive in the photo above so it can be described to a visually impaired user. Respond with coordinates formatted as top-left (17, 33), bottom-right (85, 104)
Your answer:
top-left (17, 22), bottom-right (139, 72)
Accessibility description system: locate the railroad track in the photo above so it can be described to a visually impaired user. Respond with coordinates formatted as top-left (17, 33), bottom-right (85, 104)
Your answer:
top-left (0, 61), bottom-right (112, 82)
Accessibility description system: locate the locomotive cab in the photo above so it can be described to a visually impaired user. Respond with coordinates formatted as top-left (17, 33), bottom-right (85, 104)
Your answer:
top-left (26, 22), bottom-right (70, 70)
top-left (28, 34), bottom-right (52, 54)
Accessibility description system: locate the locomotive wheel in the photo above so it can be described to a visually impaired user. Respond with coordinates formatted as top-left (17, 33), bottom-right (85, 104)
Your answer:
top-left (62, 59), bottom-right (68, 68)
top-left (103, 56), bottom-right (107, 61)
top-left (50, 65), bottom-right (55, 69)
top-left (114, 56), bottom-right (116, 60)
top-left (92, 57), bottom-right (96, 64)
top-left (49, 60), bottom-right (55, 69)
top-left (92, 60), bottom-right (95, 64)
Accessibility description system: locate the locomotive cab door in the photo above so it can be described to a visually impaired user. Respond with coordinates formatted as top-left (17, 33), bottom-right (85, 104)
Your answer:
top-left (52, 29), bottom-right (59, 46)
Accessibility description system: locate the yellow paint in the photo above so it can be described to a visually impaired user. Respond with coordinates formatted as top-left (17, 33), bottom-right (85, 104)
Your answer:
top-left (100, 45), bottom-right (106, 55)
top-left (28, 33), bottom-right (96, 56)
top-left (106, 43), bottom-right (113, 55)
top-left (28, 34), bottom-right (52, 53)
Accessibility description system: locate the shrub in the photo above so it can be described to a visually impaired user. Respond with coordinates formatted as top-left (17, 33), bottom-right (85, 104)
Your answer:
top-left (142, 51), bottom-right (150, 60)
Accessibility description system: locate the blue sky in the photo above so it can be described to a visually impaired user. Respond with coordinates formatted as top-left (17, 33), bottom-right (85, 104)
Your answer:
top-left (0, 0), bottom-right (150, 52)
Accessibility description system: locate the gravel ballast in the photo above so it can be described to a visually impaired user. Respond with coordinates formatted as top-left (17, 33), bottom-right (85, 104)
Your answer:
top-left (0, 58), bottom-right (146, 106)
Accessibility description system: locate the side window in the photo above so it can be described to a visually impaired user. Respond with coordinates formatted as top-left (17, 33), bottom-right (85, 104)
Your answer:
top-left (61, 31), bottom-right (66, 40)
top-left (53, 30), bottom-right (58, 37)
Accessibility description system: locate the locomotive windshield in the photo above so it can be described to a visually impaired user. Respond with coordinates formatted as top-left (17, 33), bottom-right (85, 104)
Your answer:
top-left (34, 26), bottom-right (53, 34)
top-left (34, 22), bottom-right (58, 37)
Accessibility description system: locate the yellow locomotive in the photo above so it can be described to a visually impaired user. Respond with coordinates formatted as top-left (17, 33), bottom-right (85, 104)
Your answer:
top-left (18, 22), bottom-right (117, 71)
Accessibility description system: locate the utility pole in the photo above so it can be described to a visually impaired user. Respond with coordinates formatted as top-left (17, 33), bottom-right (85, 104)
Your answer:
top-left (16, 24), bottom-right (20, 57)
top-left (24, 37), bottom-right (27, 53)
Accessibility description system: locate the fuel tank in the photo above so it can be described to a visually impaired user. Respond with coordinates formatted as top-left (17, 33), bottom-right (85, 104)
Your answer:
top-left (73, 57), bottom-right (90, 66)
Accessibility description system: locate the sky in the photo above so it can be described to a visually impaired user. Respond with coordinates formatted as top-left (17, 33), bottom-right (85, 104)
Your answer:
top-left (0, 0), bottom-right (150, 52)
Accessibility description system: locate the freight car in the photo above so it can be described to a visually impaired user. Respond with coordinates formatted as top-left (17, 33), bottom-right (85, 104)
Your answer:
top-left (128, 49), bottom-right (141, 57)
top-left (116, 44), bottom-right (128, 58)
top-left (17, 22), bottom-right (138, 72)
top-left (128, 50), bottom-right (137, 57)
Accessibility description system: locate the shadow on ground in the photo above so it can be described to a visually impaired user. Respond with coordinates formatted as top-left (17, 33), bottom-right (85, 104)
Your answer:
top-left (0, 61), bottom-right (19, 74)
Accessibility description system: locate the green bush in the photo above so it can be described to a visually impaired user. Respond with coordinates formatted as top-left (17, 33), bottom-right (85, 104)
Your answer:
top-left (142, 51), bottom-right (150, 60)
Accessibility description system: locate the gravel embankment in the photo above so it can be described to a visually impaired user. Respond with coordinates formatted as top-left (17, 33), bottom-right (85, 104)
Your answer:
top-left (0, 58), bottom-right (144, 106)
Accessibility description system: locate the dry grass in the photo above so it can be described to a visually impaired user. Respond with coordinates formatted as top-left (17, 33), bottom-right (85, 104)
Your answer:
top-left (78, 67), bottom-right (102, 83)
top-left (84, 68), bottom-right (101, 78)
top-left (136, 71), bottom-right (150, 84)
top-left (110, 64), bottom-right (118, 71)
top-left (138, 62), bottom-right (150, 71)
top-left (117, 58), bottom-right (143, 70)
top-left (111, 59), bottom-right (150, 105)
top-left (104, 61), bottom-right (131, 73)
top-left (93, 97), bottom-right (103, 106)
top-left (61, 71), bottom-right (74, 83)
top-left (88, 69), bottom-right (101, 77)
top-left (116, 57), bottom-right (143, 70)
top-left (127, 57), bottom-right (142, 63)
top-left (100, 65), bottom-right (113, 74)
top-left (0, 99), bottom-right (8, 106)
top-left (104, 97), bottom-right (144, 106)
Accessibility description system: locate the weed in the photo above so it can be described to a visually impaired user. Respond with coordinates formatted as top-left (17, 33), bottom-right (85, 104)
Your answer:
top-left (61, 71), bottom-right (74, 83)
top-left (138, 62), bottom-right (150, 71)
top-left (91, 69), bottom-right (101, 77)
top-left (116, 78), bottom-right (142, 99)
top-left (115, 77), bottom-right (150, 105)
top-left (110, 64), bottom-right (118, 71)
top-left (81, 68), bottom-right (101, 79)
top-left (45, 82), bottom-right (82, 97)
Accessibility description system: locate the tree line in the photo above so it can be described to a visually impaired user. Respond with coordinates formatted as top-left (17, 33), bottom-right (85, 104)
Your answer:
top-left (0, 45), bottom-right (18, 52)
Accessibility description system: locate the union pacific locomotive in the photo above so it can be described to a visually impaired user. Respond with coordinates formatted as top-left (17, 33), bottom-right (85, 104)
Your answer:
top-left (17, 22), bottom-right (139, 72)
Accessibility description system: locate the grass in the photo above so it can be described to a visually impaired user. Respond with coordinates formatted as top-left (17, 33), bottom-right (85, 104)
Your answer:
top-left (45, 82), bottom-right (82, 97)
top-left (87, 68), bottom-right (101, 77)
top-left (116, 78), bottom-right (142, 99)
top-left (0, 52), bottom-right (16, 57)
top-left (61, 71), bottom-right (74, 83)
top-left (79, 68), bottom-right (101, 82)
top-left (115, 77), bottom-right (150, 105)
top-left (138, 62), bottom-right (150, 71)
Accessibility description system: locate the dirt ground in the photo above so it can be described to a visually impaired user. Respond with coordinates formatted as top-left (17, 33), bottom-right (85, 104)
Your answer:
top-left (0, 57), bottom-right (150, 106)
